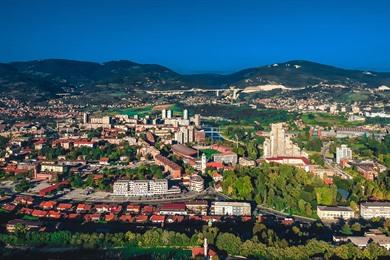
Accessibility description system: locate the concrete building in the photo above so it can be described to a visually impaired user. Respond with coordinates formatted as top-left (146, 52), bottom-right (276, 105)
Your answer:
top-left (113, 179), bottom-right (169, 196)
top-left (360, 202), bottom-right (390, 219)
top-left (174, 126), bottom-right (195, 144)
top-left (167, 110), bottom-right (172, 119)
top-left (317, 206), bottom-right (354, 220)
top-left (211, 201), bottom-right (251, 216)
top-left (189, 175), bottom-right (204, 192)
top-left (193, 114), bottom-right (201, 127)
top-left (154, 154), bottom-right (182, 179)
top-left (161, 109), bottom-right (167, 119)
top-left (336, 144), bottom-right (352, 164)
top-left (263, 123), bottom-right (307, 158)
top-left (213, 153), bottom-right (238, 165)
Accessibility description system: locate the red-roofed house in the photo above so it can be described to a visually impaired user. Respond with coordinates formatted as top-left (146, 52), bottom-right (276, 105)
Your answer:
top-left (135, 215), bottom-right (148, 223)
top-left (150, 215), bottom-right (165, 223)
top-left (166, 215), bottom-right (184, 223)
top-left (57, 203), bottom-right (73, 211)
top-left (2, 203), bottom-right (16, 212)
top-left (119, 214), bottom-right (134, 223)
top-left (159, 203), bottom-right (187, 215)
top-left (67, 213), bottom-right (80, 220)
top-left (105, 213), bottom-right (116, 222)
top-left (126, 204), bottom-right (141, 214)
top-left (76, 203), bottom-right (92, 213)
top-left (99, 157), bottom-right (110, 165)
top-left (142, 205), bottom-right (155, 215)
top-left (32, 210), bottom-right (48, 218)
top-left (39, 201), bottom-right (57, 210)
top-left (48, 210), bottom-right (61, 219)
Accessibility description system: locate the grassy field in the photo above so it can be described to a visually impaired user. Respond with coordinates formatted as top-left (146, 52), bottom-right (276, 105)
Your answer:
top-left (200, 148), bottom-right (220, 159)
top-left (301, 113), bottom-right (364, 127)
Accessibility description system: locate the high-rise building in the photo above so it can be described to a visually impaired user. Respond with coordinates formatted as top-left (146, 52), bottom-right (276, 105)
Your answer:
top-left (193, 114), bottom-right (201, 127)
top-left (183, 109), bottom-right (188, 120)
top-left (161, 109), bottom-right (167, 119)
top-left (167, 110), bottom-right (172, 119)
top-left (336, 144), bottom-right (352, 164)
top-left (263, 123), bottom-right (305, 158)
top-left (83, 112), bottom-right (90, 124)
top-left (174, 126), bottom-right (195, 144)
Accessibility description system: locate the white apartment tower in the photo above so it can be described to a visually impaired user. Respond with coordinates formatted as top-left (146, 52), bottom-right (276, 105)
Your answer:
top-left (161, 109), bottom-right (167, 119)
top-left (183, 109), bottom-right (189, 120)
top-left (167, 110), bottom-right (172, 119)
top-left (336, 144), bottom-right (352, 164)
top-left (263, 123), bottom-right (305, 158)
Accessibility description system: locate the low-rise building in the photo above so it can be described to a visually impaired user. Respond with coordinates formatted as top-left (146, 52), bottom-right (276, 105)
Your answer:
top-left (317, 206), bottom-right (354, 220)
top-left (113, 179), bottom-right (169, 197)
top-left (154, 154), bottom-right (182, 179)
top-left (159, 203), bottom-right (187, 215)
top-left (213, 153), bottom-right (238, 165)
top-left (360, 202), bottom-right (390, 219)
top-left (211, 201), bottom-right (251, 216)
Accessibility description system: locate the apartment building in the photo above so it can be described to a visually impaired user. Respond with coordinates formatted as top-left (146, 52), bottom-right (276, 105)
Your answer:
top-left (360, 202), bottom-right (390, 219)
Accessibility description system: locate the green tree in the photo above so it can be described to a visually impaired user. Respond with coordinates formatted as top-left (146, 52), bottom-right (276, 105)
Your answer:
top-left (341, 223), bottom-right (352, 235)
top-left (215, 233), bottom-right (242, 256)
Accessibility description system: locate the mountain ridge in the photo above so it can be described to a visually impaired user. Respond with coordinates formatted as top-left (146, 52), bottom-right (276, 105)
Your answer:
top-left (1, 59), bottom-right (390, 101)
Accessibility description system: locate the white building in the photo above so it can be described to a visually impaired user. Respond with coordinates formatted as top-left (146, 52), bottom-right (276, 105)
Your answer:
top-left (113, 179), bottom-right (168, 196)
top-left (360, 202), bottom-right (390, 219)
top-left (183, 109), bottom-right (188, 120)
top-left (213, 153), bottom-right (238, 165)
top-left (263, 123), bottom-right (307, 158)
top-left (174, 126), bottom-right (195, 144)
top-left (189, 175), bottom-right (204, 192)
top-left (161, 109), bottom-right (167, 119)
top-left (336, 144), bottom-right (352, 164)
top-left (317, 206), bottom-right (354, 220)
top-left (211, 201), bottom-right (251, 216)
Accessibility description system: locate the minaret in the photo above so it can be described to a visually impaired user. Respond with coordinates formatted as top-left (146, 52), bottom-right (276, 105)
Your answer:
top-left (203, 238), bottom-right (208, 257)
top-left (201, 153), bottom-right (207, 174)
top-left (183, 109), bottom-right (188, 120)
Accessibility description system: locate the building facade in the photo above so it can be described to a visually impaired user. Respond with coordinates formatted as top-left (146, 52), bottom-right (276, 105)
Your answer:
top-left (360, 202), bottom-right (390, 219)
top-left (317, 206), bottom-right (354, 220)
top-left (211, 201), bottom-right (251, 216)
top-left (113, 179), bottom-right (169, 196)
top-left (336, 144), bottom-right (352, 164)
top-left (263, 123), bottom-right (306, 158)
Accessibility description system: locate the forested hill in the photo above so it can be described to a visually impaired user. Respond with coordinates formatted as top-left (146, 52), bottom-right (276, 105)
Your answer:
top-left (1, 59), bottom-right (390, 101)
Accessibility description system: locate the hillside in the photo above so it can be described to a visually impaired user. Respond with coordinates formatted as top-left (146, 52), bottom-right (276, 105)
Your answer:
top-left (1, 59), bottom-right (390, 101)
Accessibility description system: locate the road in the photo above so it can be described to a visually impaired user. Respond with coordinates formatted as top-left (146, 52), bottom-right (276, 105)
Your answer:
top-left (257, 205), bottom-right (316, 224)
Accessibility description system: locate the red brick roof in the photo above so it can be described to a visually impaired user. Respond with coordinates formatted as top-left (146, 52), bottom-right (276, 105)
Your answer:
top-left (150, 215), bottom-right (165, 222)
top-left (160, 202), bottom-right (186, 211)
top-left (155, 154), bottom-right (182, 170)
top-left (32, 209), bottom-right (48, 218)
top-left (57, 203), bottom-right (73, 210)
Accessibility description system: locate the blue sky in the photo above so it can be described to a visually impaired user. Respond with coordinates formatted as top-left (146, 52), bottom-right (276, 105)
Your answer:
top-left (1, 0), bottom-right (389, 73)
